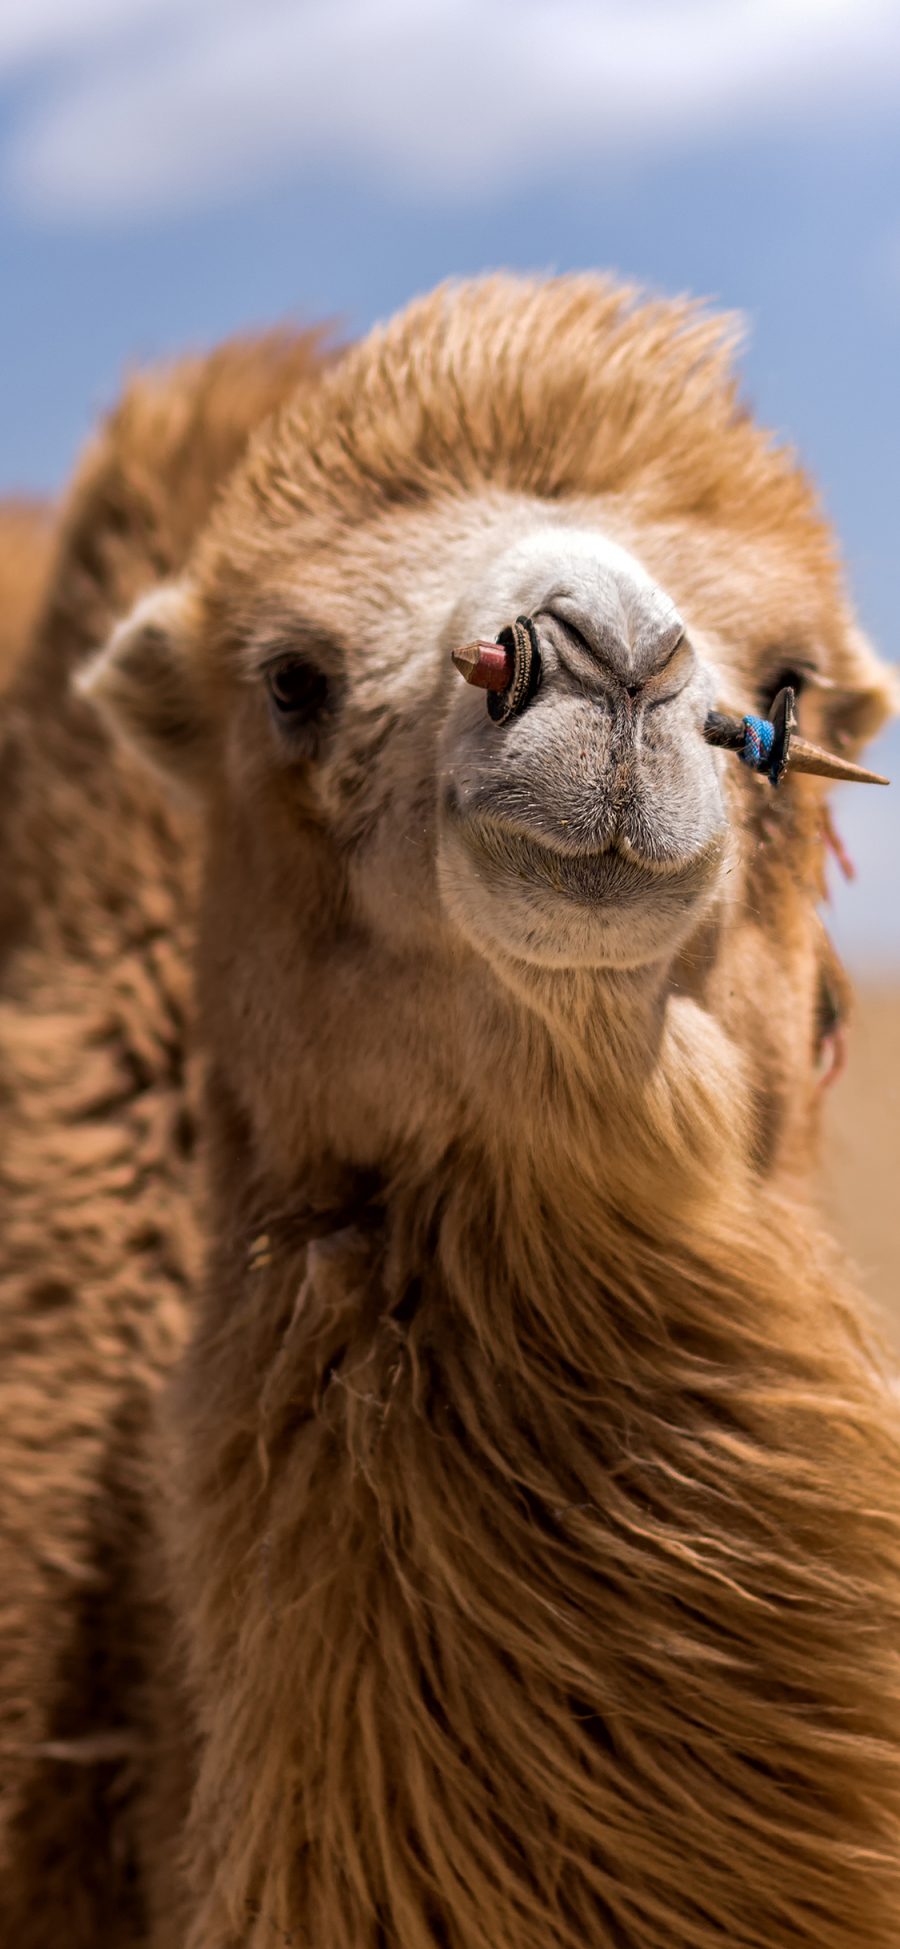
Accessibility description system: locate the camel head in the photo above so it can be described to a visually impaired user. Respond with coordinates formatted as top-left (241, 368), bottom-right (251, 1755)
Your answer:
top-left (80, 277), bottom-right (894, 1193)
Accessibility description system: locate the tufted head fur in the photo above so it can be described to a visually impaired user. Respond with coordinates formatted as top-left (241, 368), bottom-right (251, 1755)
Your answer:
top-left (69, 276), bottom-right (900, 1948)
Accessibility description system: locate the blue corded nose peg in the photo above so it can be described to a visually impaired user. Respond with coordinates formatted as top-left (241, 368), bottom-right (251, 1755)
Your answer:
top-left (703, 686), bottom-right (889, 788)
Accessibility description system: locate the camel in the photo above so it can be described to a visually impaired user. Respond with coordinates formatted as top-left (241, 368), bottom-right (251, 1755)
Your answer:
top-left (1, 275), bottom-right (899, 1948)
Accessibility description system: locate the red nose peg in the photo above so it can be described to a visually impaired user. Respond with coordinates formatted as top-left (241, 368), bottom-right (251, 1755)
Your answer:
top-left (451, 617), bottom-right (544, 725)
top-left (451, 640), bottom-right (514, 692)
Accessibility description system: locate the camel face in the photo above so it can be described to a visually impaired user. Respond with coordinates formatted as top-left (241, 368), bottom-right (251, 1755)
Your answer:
top-left (214, 504), bottom-right (730, 982)
top-left (437, 521), bottom-right (728, 969)
top-left (83, 499), bottom-right (729, 981)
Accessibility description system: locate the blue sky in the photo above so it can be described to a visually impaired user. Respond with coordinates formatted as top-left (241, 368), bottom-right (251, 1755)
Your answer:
top-left (1, 0), bottom-right (898, 966)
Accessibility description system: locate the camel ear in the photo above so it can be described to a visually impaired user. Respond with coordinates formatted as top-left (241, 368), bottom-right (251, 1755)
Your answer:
top-left (76, 581), bottom-right (210, 794)
top-left (834, 624), bottom-right (899, 747)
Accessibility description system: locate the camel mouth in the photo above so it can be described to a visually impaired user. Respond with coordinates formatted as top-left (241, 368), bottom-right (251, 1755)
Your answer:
top-left (446, 795), bottom-right (720, 892)
top-left (454, 814), bottom-right (719, 906)
top-left (438, 804), bottom-right (726, 969)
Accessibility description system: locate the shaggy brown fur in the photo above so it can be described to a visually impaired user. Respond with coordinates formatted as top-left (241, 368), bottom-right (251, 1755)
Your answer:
top-left (2, 278), bottom-right (900, 1949)
top-left (0, 334), bottom-right (327, 1944)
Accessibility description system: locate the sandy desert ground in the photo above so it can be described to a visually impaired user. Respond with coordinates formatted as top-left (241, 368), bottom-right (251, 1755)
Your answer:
top-left (824, 986), bottom-right (900, 1346)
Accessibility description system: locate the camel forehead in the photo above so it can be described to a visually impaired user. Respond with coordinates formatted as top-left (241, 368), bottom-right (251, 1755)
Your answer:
top-left (233, 506), bottom-right (668, 647)
top-left (455, 524), bottom-right (675, 628)
top-left (215, 490), bottom-right (843, 713)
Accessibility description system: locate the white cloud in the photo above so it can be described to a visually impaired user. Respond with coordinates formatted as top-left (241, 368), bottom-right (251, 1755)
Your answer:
top-left (2, 0), bottom-right (899, 222)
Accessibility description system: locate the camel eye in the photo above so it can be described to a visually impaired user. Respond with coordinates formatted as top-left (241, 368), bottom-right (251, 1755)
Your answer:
top-left (760, 666), bottom-right (807, 717)
top-left (265, 658), bottom-right (329, 722)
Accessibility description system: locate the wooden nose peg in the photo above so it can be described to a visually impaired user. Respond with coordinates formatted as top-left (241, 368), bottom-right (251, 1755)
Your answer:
top-left (452, 617), bottom-right (543, 725)
top-left (451, 641), bottom-right (513, 692)
top-left (703, 687), bottom-right (889, 788)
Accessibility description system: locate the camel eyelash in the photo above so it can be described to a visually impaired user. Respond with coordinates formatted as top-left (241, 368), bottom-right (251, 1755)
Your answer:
top-left (758, 662), bottom-right (842, 717)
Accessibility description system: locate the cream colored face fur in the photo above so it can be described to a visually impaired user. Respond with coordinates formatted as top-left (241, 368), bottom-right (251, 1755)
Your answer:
top-left (83, 494), bottom-right (735, 980)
